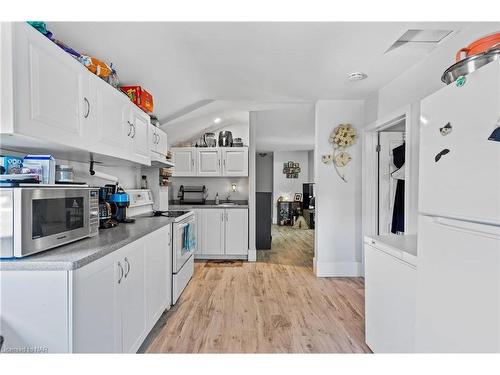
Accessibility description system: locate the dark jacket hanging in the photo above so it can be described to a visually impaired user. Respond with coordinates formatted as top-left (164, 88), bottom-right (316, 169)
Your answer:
top-left (391, 143), bottom-right (405, 234)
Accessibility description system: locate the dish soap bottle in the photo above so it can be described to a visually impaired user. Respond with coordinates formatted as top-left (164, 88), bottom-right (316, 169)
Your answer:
top-left (215, 192), bottom-right (219, 205)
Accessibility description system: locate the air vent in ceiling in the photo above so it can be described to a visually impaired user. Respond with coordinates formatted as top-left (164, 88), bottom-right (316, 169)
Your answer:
top-left (386, 29), bottom-right (453, 53)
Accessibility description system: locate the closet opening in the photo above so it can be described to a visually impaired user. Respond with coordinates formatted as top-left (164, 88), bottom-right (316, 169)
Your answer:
top-left (376, 119), bottom-right (406, 235)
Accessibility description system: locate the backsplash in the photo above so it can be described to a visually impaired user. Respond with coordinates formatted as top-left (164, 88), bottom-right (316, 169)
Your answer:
top-left (169, 177), bottom-right (249, 201)
top-left (0, 148), bottom-right (140, 188)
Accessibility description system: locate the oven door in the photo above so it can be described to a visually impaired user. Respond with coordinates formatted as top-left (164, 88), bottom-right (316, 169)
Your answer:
top-left (172, 213), bottom-right (196, 274)
top-left (15, 188), bottom-right (90, 257)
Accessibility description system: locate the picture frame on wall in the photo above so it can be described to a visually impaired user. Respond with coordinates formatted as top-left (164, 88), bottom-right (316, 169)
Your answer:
top-left (294, 193), bottom-right (302, 202)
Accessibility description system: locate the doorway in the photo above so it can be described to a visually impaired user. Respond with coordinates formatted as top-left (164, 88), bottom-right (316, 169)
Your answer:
top-left (377, 121), bottom-right (406, 235)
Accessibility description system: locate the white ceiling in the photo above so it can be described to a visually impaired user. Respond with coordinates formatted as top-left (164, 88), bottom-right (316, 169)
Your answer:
top-left (46, 22), bottom-right (478, 149)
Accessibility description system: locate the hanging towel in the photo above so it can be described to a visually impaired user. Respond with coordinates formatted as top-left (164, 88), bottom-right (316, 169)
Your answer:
top-left (183, 223), bottom-right (197, 252)
top-left (391, 143), bottom-right (405, 234)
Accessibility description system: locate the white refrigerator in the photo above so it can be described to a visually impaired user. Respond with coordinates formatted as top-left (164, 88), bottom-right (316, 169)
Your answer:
top-left (415, 60), bottom-right (500, 352)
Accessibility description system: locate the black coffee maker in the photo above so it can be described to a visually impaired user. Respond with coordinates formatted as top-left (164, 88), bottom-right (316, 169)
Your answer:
top-left (109, 186), bottom-right (135, 224)
top-left (99, 185), bottom-right (117, 229)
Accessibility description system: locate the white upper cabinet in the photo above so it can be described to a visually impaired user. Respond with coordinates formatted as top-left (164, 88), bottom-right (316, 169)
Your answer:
top-left (197, 149), bottom-right (221, 176)
top-left (12, 22), bottom-right (90, 145)
top-left (86, 77), bottom-right (130, 160)
top-left (128, 107), bottom-right (150, 165)
top-left (149, 124), bottom-right (168, 157)
top-left (171, 147), bottom-right (197, 176)
top-left (222, 148), bottom-right (248, 176)
top-left (171, 147), bottom-right (248, 177)
top-left (2, 22), bottom-right (153, 166)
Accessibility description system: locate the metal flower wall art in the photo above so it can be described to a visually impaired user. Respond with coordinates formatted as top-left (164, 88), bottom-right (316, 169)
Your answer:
top-left (322, 123), bottom-right (357, 183)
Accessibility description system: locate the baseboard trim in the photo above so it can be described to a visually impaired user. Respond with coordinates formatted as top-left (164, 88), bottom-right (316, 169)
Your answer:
top-left (314, 261), bottom-right (363, 277)
top-left (247, 249), bottom-right (256, 262)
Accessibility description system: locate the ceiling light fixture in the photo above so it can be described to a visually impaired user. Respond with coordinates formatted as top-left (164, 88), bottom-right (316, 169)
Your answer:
top-left (347, 72), bottom-right (368, 82)
top-left (213, 117), bottom-right (222, 124)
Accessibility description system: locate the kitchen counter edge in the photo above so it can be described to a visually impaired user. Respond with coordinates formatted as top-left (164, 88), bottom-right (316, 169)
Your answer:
top-left (0, 216), bottom-right (175, 272)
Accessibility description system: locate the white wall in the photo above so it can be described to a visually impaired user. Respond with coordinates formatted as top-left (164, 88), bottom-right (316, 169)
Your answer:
top-left (272, 150), bottom-right (309, 223)
top-left (169, 177), bottom-right (249, 201)
top-left (256, 152), bottom-right (273, 192)
top-left (307, 149), bottom-right (314, 182)
top-left (376, 23), bottom-right (499, 119)
top-left (254, 105), bottom-right (315, 152)
top-left (314, 100), bottom-right (364, 277)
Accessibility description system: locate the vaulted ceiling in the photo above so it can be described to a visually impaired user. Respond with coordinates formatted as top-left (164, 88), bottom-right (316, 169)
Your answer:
top-left (47, 21), bottom-right (486, 148)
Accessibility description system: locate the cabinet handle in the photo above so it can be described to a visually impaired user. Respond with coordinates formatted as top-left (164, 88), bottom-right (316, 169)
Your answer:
top-left (118, 261), bottom-right (124, 284)
top-left (155, 133), bottom-right (159, 144)
top-left (124, 257), bottom-right (130, 278)
top-left (191, 159), bottom-right (194, 167)
top-left (84, 97), bottom-right (90, 118)
top-left (225, 211), bottom-right (228, 221)
top-left (127, 121), bottom-right (133, 136)
top-left (131, 124), bottom-right (136, 138)
top-left (153, 133), bottom-right (157, 144)
top-left (221, 212), bottom-right (224, 222)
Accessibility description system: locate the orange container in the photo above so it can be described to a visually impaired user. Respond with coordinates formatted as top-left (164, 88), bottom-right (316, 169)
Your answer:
top-left (120, 86), bottom-right (154, 113)
top-left (456, 32), bottom-right (500, 62)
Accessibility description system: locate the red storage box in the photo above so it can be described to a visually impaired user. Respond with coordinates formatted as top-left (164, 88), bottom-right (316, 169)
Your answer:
top-left (120, 85), bottom-right (154, 113)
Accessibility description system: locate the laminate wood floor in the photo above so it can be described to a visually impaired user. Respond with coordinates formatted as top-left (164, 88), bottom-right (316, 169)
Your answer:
top-left (142, 225), bottom-right (370, 353)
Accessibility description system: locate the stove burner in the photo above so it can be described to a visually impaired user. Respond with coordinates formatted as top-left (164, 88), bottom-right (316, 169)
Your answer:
top-left (152, 210), bottom-right (191, 218)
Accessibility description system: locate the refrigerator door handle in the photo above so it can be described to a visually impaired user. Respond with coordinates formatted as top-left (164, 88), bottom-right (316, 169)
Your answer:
top-left (431, 217), bottom-right (500, 238)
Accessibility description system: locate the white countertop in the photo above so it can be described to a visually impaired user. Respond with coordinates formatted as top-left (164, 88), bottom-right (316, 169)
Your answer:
top-left (364, 234), bottom-right (418, 266)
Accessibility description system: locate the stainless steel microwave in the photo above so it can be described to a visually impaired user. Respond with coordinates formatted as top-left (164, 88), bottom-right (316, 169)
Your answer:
top-left (0, 187), bottom-right (99, 258)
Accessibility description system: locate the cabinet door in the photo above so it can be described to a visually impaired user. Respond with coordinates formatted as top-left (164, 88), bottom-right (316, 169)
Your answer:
top-left (197, 149), bottom-right (221, 176)
top-left (156, 128), bottom-right (168, 157)
top-left (172, 148), bottom-right (196, 176)
top-left (14, 22), bottom-right (89, 146)
top-left (222, 148), bottom-right (248, 176)
top-left (224, 209), bottom-right (248, 255)
top-left (149, 123), bottom-right (158, 153)
top-left (193, 209), bottom-right (203, 257)
top-left (88, 77), bottom-right (130, 159)
top-left (119, 242), bottom-right (147, 353)
top-left (364, 244), bottom-right (416, 353)
top-left (145, 226), bottom-right (171, 330)
top-left (130, 108), bottom-right (150, 165)
top-left (73, 252), bottom-right (120, 353)
top-left (201, 209), bottom-right (225, 255)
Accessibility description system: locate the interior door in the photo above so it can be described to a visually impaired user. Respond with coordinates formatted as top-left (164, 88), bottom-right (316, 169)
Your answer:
top-left (201, 209), bottom-right (225, 255)
top-left (224, 209), bottom-right (248, 255)
top-left (378, 132), bottom-right (405, 235)
top-left (172, 149), bottom-right (196, 176)
top-left (419, 61), bottom-right (500, 225)
top-left (416, 215), bottom-right (500, 352)
top-left (223, 148), bottom-right (248, 176)
top-left (198, 149), bottom-right (221, 176)
top-left (130, 108), bottom-right (150, 165)
top-left (119, 242), bottom-right (147, 353)
top-left (14, 22), bottom-right (88, 145)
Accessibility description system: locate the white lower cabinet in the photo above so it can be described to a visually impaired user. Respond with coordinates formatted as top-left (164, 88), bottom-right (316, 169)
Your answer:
top-left (364, 242), bottom-right (416, 353)
top-left (197, 208), bottom-right (248, 258)
top-left (225, 209), bottom-right (248, 255)
top-left (0, 225), bottom-right (172, 353)
top-left (118, 241), bottom-right (147, 353)
top-left (201, 209), bottom-right (225, 255)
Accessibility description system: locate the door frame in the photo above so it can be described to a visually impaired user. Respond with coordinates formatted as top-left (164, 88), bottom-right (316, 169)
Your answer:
top-left (362, 104), bottom-right (420, 240)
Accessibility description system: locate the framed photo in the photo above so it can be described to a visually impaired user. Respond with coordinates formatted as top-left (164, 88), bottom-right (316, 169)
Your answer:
top-left (288, 161), bottom-right (294, 167)
top-left (294, 193), bottom-right (302, 202)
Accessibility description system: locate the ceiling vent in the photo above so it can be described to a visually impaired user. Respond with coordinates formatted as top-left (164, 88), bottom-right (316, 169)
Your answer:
top-left (386, 29), bottom-right (453, 53)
